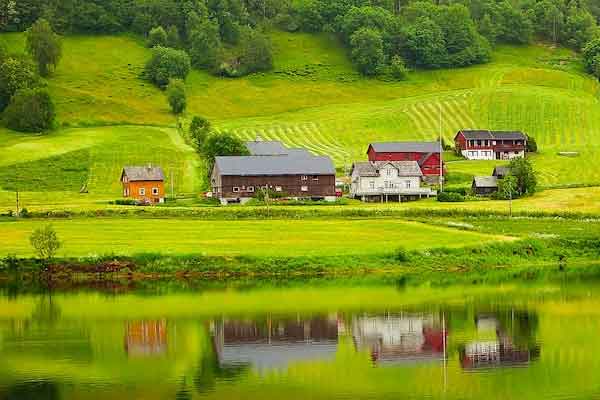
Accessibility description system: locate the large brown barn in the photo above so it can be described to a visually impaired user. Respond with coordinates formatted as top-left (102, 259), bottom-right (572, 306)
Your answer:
top-left (210, 141), bottom-right (336, 204)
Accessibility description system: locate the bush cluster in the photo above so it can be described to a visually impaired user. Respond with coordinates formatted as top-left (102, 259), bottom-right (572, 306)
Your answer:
top-left (437, 192), bottom-right (465, 202)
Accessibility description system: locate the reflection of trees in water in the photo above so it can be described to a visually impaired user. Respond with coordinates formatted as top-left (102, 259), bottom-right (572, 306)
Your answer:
top-left (31, 295), bottom-right (62, 326)
top-left (2, 380), bottom-right (59, 400)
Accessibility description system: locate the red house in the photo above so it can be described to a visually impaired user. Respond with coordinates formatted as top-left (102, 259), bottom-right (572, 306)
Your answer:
top-left (454, 130), bottom-right (527, 160)
top-left (366, 141), bottom-right (445, 179)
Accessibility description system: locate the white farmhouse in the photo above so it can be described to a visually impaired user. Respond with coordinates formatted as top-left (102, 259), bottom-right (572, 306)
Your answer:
top-left (350, 161), bottom-right (436, 202)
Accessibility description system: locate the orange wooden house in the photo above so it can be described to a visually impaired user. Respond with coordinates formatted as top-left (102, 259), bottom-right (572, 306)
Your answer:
top-left (120, 165), bottom-right (165, 204)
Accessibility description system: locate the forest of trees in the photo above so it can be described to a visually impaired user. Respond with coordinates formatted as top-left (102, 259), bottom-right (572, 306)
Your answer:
top-left (1, 0), bottom-right (599, 77)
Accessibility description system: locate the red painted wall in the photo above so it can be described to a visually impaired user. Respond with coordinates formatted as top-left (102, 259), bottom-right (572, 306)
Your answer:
top-left (367, 146), bottom-right (445, 176)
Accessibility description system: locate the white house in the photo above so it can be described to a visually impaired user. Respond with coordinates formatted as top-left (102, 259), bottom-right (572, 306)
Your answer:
top-left (350, 161), bottom-right (436, 202)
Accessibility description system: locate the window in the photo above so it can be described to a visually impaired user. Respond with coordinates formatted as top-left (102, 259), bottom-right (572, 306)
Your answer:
top-left (275, 186), bottom-right (282, 192)
top-left (301, 186), bottom-right (308, 192)
top-left (247, 186), bottom-right (255, 192)
top-left (233, 187), bottom-right (240, 193)
top-left (386, 169), bottom-right (392, 176)
top-left (139, 188), bottom-right (145, 196)
top-left (301, 175), bottom-right (308, 181)
top-left (152, 187), bottom-right (159, 195)
top-left (384, 181), bottom-right (390, 189)
top-left (369, 181), bottom-right (375, 189)
top-left (312, 176), bottom-right (319, 181)
top-left (406, 180), bottom-right (412, 189)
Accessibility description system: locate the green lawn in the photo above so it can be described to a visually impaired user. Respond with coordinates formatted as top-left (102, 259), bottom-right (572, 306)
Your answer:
top-left (2, 31), bottom-right (600, 208)
top-left (0, 218), bottom-right (511, 257)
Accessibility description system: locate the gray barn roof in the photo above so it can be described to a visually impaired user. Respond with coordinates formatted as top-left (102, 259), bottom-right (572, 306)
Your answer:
top-left (215, 155), bottom-right (335, 176)
top-left (352, 161), bottom-right (423, 177)
top-left (473, 176), bottom-right (498, 188)
top-left (458, 130), bottom-right (527, 140)
top-left (122, 166), bottom-right (165, 181)
top-left (245, 141), bottom-right (289, 156)
top-left (369, 142), bottom-right (442, 154)
top-left (493, 166), bottom-right (510, 177)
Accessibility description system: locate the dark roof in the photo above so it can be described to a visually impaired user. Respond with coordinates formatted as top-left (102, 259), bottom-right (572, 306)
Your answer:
top-left (352, 161), bottom-right (423, 177)
top-left (245, 141), bottom-right (288, 156)
top-left (458, 130), bottom-right (527, 140)
top-left (369, 142), bottom-right (442, 154)
top-left (122, 166), bottom-right (165, 181)
top-left (493, 166), bottom-right (510, 177)
top-left (473, 176), bottom-right (498, 188)
top-left (215, 155), bottom-right (335, 176)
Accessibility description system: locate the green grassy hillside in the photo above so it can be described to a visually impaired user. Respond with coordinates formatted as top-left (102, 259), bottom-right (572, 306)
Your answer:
top-left (2, 30), bottom-right (600, 208)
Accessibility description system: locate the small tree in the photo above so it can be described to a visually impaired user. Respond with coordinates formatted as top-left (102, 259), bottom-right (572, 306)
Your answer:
top-left (189, 116), bottom-right (211, 152)
top-left (203, 132), bottom-right (250, 175)
top-left (30, 225), bottom-right (61, 262)
top-left (166, 25), bottom-right (180, 48)
top-left (5, 88), bottom-right (55, 132)
top-left (498, 174), bottom-right (517, 216)
top-left (389, 55), bottom-right (408, 80)
top-left (145, 46), bottom-right (191, 88)
top-left (526, 135), bottom-right (538, 153)
top-left (583, 37), bottom-right (600, 78)
top-left (349, 27), bottom-right (384, 76)
top-left (147, 26), bottom-right (168, 48)
top-left (509, 157), bottom-right (537, 196)
top-left (26, 18), bottom-right (62, 77)
top-left (0, 56), bottom-right (39, 111)
top-left (166, 79), bottom-right (186, 114)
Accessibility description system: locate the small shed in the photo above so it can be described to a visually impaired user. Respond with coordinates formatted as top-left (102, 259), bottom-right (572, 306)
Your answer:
top-left (121, 165), bottom-right (165, 204)
top-left (492, 166), bottom-right (510, 179)
top-left (472, 176), bottom-right (498, 196)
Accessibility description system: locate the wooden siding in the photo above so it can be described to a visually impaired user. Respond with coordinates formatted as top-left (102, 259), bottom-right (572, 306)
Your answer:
top-left (214, 175), bottom-right (336, 199)
top-left (367, 147), bottom-right (444, 176)
top-left (122, 180), bottom-right (165, 203)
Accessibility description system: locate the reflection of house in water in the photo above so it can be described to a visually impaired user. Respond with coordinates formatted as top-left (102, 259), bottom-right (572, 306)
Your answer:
top-left (352, 313), bottom-right (446, 365)
top-left (460, 313), bottom-right (540, 370)
top-left (211, 315), bottom-right (338, 371)
top-left (125, 320), bottom-right (168, 357)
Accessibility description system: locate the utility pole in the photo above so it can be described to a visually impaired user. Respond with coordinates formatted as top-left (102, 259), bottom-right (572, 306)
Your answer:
top-left (15, 165), bottom-right (19, 218)
top-left (439, 103), bottom-right (444, 193)
top-left (170, 169), bottom-right (175, 201)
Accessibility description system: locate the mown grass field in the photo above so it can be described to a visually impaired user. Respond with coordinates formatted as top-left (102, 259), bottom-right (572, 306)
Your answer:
top-left (0, 218), bottom-right (511, 257)
top-left (2, 30), bottom-right (600, 210)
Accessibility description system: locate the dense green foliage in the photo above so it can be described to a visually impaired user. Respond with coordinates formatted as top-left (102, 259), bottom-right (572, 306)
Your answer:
top-left (4, 0), bottom-right (598, 77)
top-left (509, 157), bottom-right (538, 196)
top-left (438, 191), bottom-right (465, 202)
top-left (4, 87), bottom-right (55, 132)
top-left (203, 131), bottom-right (250, 174)
top-left (25, 18), bottom-right (62, 77)
top-left (0, 56), bottom-right (38, 112)
top-left (147, 26), bottom-right (168, 48)
top-left (144, 46), bottom-right (191, 87)
top-left (189, 116), bottom-right (211, 152)
top-left (583, 37), bottom-right (600, 78)
top-left (166, 78), bottom-right (186, 114)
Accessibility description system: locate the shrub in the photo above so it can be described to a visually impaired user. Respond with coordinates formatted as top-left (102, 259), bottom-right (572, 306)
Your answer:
top-left (145, 46), bottom-right (191, 88)
top-left (349, 27), bottom-right (385, 76)
top-left (0, 56), bottom-right (39, 112)
top-left (166, 79), bottom-right (186, 114)
top-left (437, 192), bottom-right (465, 202)
top-left (30, 225), bottom-right (61, 261)
top-left (4, 88), bottom-right (55, 132)
top-left (526, 135), bottom-right (538, 153)
top-left (147, 26), bottom-right (168, 48)
top-left (389, 55), bottom-right (408, 80)
top-left (112, 199), bottom-right (138, 205)
top-left (189, 116), bottom-right (211, 152)
top-left (583, 37), bottom-right (600, 78)
top-left (395, 246), bottom-right (411, 262)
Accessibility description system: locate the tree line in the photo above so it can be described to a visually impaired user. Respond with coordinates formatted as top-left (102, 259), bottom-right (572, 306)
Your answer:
top-left (2, 0), bottom-right (599, 78)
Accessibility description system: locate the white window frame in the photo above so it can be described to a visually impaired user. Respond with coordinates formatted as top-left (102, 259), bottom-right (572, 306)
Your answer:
top-left (139, 187), bottom-right (145, 196)
top-left (301, 175), bottom-right (308, 181)
top-left (386, 169), bottom-right (392, 176)
top-left (405, 180), bottom-right (412, 189)
top-left (233, 186), bottom-right (240, 193)
top-left (301, 185), bottom-right (308, 192)
top-left (275, 186), bottom-right (283, 192)
top-left (247, 186), bottom-right (255, 192)
top-left (369, 180), bottom-right (375, 189)
top-left (312, 176), bottom-right (319, 181)
top-left (152, 187), bottom-right (159, 195)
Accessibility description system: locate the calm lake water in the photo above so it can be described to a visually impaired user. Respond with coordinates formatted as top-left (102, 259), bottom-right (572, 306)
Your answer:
top-left (1, 278), bottom-right (599, 400)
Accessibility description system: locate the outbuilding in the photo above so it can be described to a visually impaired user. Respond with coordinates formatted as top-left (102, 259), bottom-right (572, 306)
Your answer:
top-left (120, 165), bottom-right (165, 204)
top-left (472, 176), bottom-right (498, 196)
